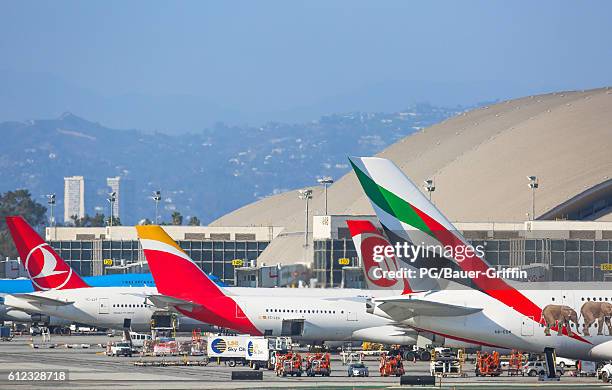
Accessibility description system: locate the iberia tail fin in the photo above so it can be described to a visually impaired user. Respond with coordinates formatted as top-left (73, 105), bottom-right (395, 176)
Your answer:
top-left (136, 225), bottom-right (262, 335)
top-left (136, 225), bottom-right (227, 302)
top-left (5, 216), bottom-right (89, 291)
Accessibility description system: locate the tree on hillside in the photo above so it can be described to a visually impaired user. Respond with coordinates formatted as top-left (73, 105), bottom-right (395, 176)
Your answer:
top-left (0, 190), bottom-right (47, 258)
top-left (188, 216), bottom-right (201, 226)
top-left (171, 211), bottom-right (183, 226)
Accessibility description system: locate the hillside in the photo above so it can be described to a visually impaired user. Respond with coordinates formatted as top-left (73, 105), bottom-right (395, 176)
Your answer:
top-left (0, 104), bottom-right (467, 224)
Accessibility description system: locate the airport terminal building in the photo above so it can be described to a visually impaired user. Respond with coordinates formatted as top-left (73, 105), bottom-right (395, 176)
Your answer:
top-left (3, 216), bottom-right (612, 289)
top-left (311, 216), bottom-right (612, 288)
top-left (23, 226), bottom-right (282, 286)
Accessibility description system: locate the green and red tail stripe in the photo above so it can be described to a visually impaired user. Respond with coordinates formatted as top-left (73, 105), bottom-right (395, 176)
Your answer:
top-left (349, 157), bottom-right (590, 344)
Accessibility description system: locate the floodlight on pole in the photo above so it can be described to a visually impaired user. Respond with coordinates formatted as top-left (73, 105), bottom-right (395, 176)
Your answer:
top-left (424, 179), bottom-right (436, 201)
top-left (152, 190), bottom-right (162, 224)
top-left (317, 176), bottom-right (334, 215)
top-left (298, 189), bottom-right (313, 247)
top-left (527, 176), bottom-right (539, 221)
top-left (107, 191), bottom-right (117, 228)
top-left (47, 194), bottom-right (56, 240)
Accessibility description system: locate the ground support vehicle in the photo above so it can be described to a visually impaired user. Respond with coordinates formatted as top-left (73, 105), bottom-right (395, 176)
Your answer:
top-left (393, 345), bottom-right (432, 361)
top-left (207, 334), bottom-right (250, 367)
top-left (107, 342), bottom-right (133, 357)
top-left (275, 352), bottom-right (303, 377)
top-left (598, 363), bottom-right (612, 382)
top-left (576, 361), bottom-right (597, 377)
top-left (379, 352), bottom-right (405, 377)
top-left (430, 348), bottom-right (465, 377)
top-left (0, 326), bottom-right (13, 341)
top-left (475, 351), bottom-right (501, 376)
top-left (305, 353), bottom-right (331, 376)
top-left (506, 350), bottom-right (525, 376)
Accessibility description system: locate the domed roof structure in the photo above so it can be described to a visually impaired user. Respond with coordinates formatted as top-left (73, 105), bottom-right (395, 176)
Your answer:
top-left (212, 87), bottom-right (612, 263)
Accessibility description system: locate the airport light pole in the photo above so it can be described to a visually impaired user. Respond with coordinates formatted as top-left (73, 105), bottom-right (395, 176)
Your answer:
top-left (299, 189), bottom-right (313, 247)
top-left (107, 192), bottom-right (117, 231)
top-left (317, 177), bottom-right (334, 215)
top-left (527, 176), bottom-right (539, 221)
top-left (152, 190), bottom-right (161, 224)
top-left (424, 179), bottom-right (436, 202)
top-left (47, 194), bottom-right (56, 240)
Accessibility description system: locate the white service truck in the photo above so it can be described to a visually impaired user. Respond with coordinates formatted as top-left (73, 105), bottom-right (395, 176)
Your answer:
top-left (207, 335), bottom-right (270, 368)
top-left (599, 363), bottom-right (612, 382)
top-left (207, 335), bottom-right (248, 367)
top-left (128, 332), bottom-right (152, 348)
top-left (246, 337), bottom-right (270, 370)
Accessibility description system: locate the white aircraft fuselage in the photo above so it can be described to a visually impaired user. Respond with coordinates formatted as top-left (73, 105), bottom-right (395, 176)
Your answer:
top-left (3, 286), bottom-right (197, 332)
top-left (372, 284), bottom-right (612, 360)
top-left (5, 286), bottom-right (417, 344)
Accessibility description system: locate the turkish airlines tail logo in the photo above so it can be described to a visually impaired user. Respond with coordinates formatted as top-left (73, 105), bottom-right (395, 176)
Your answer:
top-left (347, 220), bottom-right (412, 294)
top-left (5, 216), bottom-right (89, 291)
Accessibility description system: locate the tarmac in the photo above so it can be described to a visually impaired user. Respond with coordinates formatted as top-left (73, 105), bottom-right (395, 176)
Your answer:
top-left (0, 335), bottom-right (611, 389)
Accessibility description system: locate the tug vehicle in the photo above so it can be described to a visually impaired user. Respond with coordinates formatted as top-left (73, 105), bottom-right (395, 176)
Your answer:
top-left (475, 351), bottom-right (502, 376)
top-left (379, 352), bottom-right (404, 377)
top-left (507, 350), bottom-right (525, 376)
top-left (305, 353), bottom-right (331, 376)
top-left (275, 352), bottom-right (303, 377)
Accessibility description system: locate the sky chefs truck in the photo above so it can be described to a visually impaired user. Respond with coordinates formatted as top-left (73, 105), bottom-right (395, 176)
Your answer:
top-left (207, 335), bottom-right (269, 368)
top-left (206, 335), bottom-right (290, 369)
top-left (246, 338), bottom-right (270, 369)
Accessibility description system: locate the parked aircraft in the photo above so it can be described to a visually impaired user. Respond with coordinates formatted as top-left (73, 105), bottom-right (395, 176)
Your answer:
top-left (136, 224), bottom-right (418, 344)
top-left (0, 273), bottom-right (155, 326)
top-left (349, 156), bottom-right (612, 361)
top-left (0, 270), bottom-right (223, 325)
top-left (2, 216), bottom-right (209, 332)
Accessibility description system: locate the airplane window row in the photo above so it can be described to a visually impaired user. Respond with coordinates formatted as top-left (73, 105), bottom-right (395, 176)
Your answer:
top-left (265, 308), bottom-right (344, 315)
top-left (112, 304), bottom-right (146, 308)
top-left (540, 323), bottom-right (579, 328)
top-left (551, 297), bottom-right (611, 302)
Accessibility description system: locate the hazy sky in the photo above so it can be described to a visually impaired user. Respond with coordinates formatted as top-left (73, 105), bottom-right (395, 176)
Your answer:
top-left (1, 1), bottom-right (611, 132)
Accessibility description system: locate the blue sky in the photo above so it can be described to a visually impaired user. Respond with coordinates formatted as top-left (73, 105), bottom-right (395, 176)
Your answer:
top-left (1, 1), bottom-right (611, 132)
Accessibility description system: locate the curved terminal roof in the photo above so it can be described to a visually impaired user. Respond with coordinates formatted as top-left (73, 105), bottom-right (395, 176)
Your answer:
top-left (212, 88), bottom-right (612, 264)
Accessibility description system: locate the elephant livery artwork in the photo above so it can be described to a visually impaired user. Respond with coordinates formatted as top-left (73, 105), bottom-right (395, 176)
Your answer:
top-left (581, 301), bottom-right (612, 336)
top-left (541, 305), bottom-right (580, 336)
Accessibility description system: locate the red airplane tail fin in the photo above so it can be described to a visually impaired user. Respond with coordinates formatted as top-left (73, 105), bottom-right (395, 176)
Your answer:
top-left (347, 219), bottom-right (412, 294)
top-left (136, 225), bottom-right (227, 302)
top-left (136, 225), bottom-right (262, 335)
top-left (5, 216), bottom-right (90, 291)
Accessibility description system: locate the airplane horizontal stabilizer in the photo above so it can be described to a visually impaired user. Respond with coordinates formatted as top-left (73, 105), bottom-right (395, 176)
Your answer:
top-left (146, 294), bottom-right (202, 313)
top-left (11, 293), bottom-right (73, 306)
top-left (375, 296), bottom-right (481, 321)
